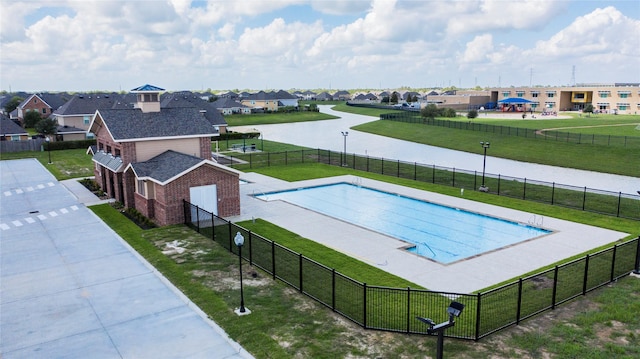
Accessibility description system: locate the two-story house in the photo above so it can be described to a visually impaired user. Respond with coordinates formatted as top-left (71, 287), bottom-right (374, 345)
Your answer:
top-left (16, 93), bottom-right (69, 125)
top-left (52, 93), bottom-right (129, 141)
top-left (89, 84), bottom-right (240, 226)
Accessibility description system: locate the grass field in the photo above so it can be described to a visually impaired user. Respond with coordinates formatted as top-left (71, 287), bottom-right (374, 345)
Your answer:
top-left (224, 110), bottom-right (339, 126)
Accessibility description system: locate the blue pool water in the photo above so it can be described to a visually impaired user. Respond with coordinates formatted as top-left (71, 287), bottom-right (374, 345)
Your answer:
top-left (255, 183), bottom-right (550, 264)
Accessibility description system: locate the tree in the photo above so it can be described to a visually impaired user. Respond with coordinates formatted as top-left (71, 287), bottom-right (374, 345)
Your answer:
top-left (4, 96), bottom-right (24, 114)
top-left (390, 92), bottom-right (399, 104)
top-left (35, 117), bottom-right (58, 136)
top-left (467, 109), bottom-right (478, 119)
top-left (23, 111), bottom-right (43, 128)
top-left (208, 95), bottom-right (218, 102)
top-left (583, 103), bottom-right (594, 117)
top-left (420, 104), bottom-right (439, 119)
top-left (381, 96), bottom-right (390, 104)
top-left (442, 108), bottom-right (457, 117)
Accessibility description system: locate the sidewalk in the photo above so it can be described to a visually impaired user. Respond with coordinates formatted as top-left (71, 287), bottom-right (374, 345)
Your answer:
top-left (1, 159), bottom-right (253, 359)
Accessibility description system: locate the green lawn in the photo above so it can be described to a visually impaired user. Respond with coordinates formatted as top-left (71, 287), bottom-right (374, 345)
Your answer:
top-left (0, 148), bottom-right (94, 180)
top-left (352, 120), bottom-right (640, 177)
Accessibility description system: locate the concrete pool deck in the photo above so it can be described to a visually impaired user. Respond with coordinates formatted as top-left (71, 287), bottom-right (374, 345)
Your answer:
top-left (231, 173), bottom-right (629, 294)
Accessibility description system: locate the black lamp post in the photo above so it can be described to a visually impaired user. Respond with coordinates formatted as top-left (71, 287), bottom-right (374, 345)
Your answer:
top-left (479, 141), bottom-right (490, 192)
top-left (234, 232), bottom-right (250, 315)
top-left (417, 301), bottom-right (465, 359)
top-left (46, 136), bottom-right (52, 164)
top-left (341, 131), bottom-right (348, 166)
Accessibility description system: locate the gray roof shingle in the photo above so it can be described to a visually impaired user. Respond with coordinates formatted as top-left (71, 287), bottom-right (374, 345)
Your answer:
top-left (97, 107), bottom-right (219, 141)
top-left (129, 150), bottom-right (204, 183)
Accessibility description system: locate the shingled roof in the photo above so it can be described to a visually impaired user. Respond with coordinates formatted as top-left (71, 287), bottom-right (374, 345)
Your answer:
top-left (53, 93), bottom-right (124, 115)
top-left (128, 150), bottom-right (204, 184)
top-left (94, 107), bottom-right (218, 141)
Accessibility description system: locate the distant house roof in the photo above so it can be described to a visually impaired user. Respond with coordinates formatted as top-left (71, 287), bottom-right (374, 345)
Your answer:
top-left (131, 84), bottom-right (165, 92)
top-left (19, 93), bottom-right (70, 113)
top-left (56, 125), bottom-right (86, 134)
top-left (211, 97), bottom-right (250, 109)
top-left (93, 107), bottom-right (219, 142)
top-left (53, 93), bottom-right (124, 116)
top-left (160, 92), bottom-right (227, 127)
top-left (0, 118), bottom-right (28, 136)
top-left (127, 150), bottom-right (240, 185)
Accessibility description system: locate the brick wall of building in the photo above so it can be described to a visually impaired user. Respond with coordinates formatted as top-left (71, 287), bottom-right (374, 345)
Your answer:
top-left (152, 164), bottom-right (240, 225)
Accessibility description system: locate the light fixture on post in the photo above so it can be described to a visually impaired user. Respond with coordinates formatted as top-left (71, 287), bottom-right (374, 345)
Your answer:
top-left (479, 141), bottom-right (490, 192)
top-left (341, 131), bottom-right (348, 166)
top-left (45, 136), bottom-right (52, 164)
top-left (416, 301), bottom-right (465, 359)
top-left (233, 232), bottom-right (251, 315)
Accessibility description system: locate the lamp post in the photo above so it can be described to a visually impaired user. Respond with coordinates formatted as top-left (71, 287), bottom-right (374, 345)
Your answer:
top-left (233, 232), bottom-right (250, 315)
top-left (341, 131), bottom-right (348, 166)
top-left (45, 136), bottom-right (52, 164)
top-left (479, 141), bottom-right (490, 192)
top-left (417, 301), bottom-right (465, 359)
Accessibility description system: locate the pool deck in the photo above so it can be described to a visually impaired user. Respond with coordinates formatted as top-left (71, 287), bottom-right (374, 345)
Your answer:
top-left (231, 173), bottom-right (629, 294)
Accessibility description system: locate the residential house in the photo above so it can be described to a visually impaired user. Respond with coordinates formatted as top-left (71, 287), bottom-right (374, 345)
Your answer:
top-left (89, 84), bottom-right (240, 226)
top-left (160, 91), bottom-right (229, 134)
top-left (16, 93), bottom-right (69, 124)
top-left (240, 90), bottom-right (298, 112)
top-left (333, 90), bottom-right (351, 101)
top-left (211, 97), bottom-right (252, 115)
top-left (0, 116), bottom-right (29, 141)
top-left (52, 93), bottom-right (126, 141)
top-left (316, 92), bottom-right (333, 101)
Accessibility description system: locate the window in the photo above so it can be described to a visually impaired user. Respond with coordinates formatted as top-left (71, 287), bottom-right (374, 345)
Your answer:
top-left (137, 180), bottom-right (146, 196)
top-left (42, 108), bottom-right (47, 114)
top-left (106, 145), bottom-right (111, 154)
top-left (516, 91), bottom-right (525, 97)
top-left (98, 142), bottom-right (104, 151)
top-left (33, 99), bottom-right (38, 103)
top-left (546, 92), bottom-right (555, 98)
top-left (86, 133), bottom-right (95, 139)
top-left (618, 92), bottom-right (630, 98)
top-left (545, 102), bottom-right (555, 108)
top-left (531, 92), bottom-right (539, 98)
top-left (617, 103), bottom-right (629, 110)
top-left (83, 116), bottom-right (91, 124)
top-left (502, 91), bottom-right (510, 97)
top-left (598, 91), bottom-right (610, 98)
top-left (11, 135), bottom-right (20, 141)
top-left (115, 148), bottom-right (121, 157)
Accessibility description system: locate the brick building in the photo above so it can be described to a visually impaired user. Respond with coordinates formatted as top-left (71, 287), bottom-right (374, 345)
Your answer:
top-left (89, 84), bottom-right (240, 226)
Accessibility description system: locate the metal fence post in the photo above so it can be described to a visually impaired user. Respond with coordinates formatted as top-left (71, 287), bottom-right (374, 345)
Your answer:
top-left (272, 240), bottom-right (276, 280)
top-left (610, 244), bottom-right (617, 282)
top-left (551, 182), bottom-right (555, 205)
top-left (582, 187), bottom-right (587, 211)
top-left (551, 266), bottom-right (559, 309)
top-left (522, 179), bottom-right (527, 200)
top-left (195, 205), bottom-right (200, 233)
top-left (634, 236), bottom-right (640, 275)
top-left (248, 231), bottom-right (253, 265)
top-left (332, 269), bottom-right (336, 311)
top-left (516, 278), bottom-right (523, 324)
top-left (583, 254), bottom-right (590, 295)
top-left (299, 253), bottom-right (303, 292)
top-left (363, 282), bottom-right (367, 328)
top-left (228, 220), bottom-right (233, 250)
top-left (406, 287), bottom-right (411, 333)
top-left (475, 293), bottom-right (482, 341)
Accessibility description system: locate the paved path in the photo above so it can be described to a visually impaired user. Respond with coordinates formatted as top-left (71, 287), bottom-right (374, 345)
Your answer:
top-left (231, 105), bottom-right (640, 194)
top-left (0, 159), bottom-right (253, 359)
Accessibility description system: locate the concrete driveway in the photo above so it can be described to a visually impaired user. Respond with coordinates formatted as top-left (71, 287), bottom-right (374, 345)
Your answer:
top-left (0, 159), bottom-right (253, 359)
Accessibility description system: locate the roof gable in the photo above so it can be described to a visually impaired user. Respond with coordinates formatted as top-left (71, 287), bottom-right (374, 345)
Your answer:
top-left (94, 107), bottom-right (218, 142)
top-left (127, 150), bottom-right (240, 185)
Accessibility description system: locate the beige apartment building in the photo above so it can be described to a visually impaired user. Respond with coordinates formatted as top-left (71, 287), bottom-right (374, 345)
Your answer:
top-left (491, 83), bottom-right (640, 114)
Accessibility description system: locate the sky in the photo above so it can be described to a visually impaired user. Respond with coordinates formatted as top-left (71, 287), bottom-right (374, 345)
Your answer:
top-left (1, 0), bottom-right (639, 92)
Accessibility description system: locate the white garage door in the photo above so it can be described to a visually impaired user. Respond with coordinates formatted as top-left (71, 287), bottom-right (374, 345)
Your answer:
top-left (189, 184), bottom-right (218, 215)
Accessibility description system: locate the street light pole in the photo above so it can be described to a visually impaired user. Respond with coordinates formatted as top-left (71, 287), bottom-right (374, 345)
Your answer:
top-left (233, 232), bottom-right (250, 315)
top-left (341, 131), bottom-right (348, 166)
top-left (46, 136), bottom-right (52, 164)
top-left (479, 141), bottom-right (490, 192)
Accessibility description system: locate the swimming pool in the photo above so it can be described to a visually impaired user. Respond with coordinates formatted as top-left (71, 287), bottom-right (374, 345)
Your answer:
top-left (255, 183), bottom-right (551, 264)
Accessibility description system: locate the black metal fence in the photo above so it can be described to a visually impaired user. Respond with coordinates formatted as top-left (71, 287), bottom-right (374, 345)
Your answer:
top-left (184, 200), bottom-right (640, 340)
top-left (225, 149), bottom-right (640, 220)
top-left (380, 112), bottom-right (640, 149)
